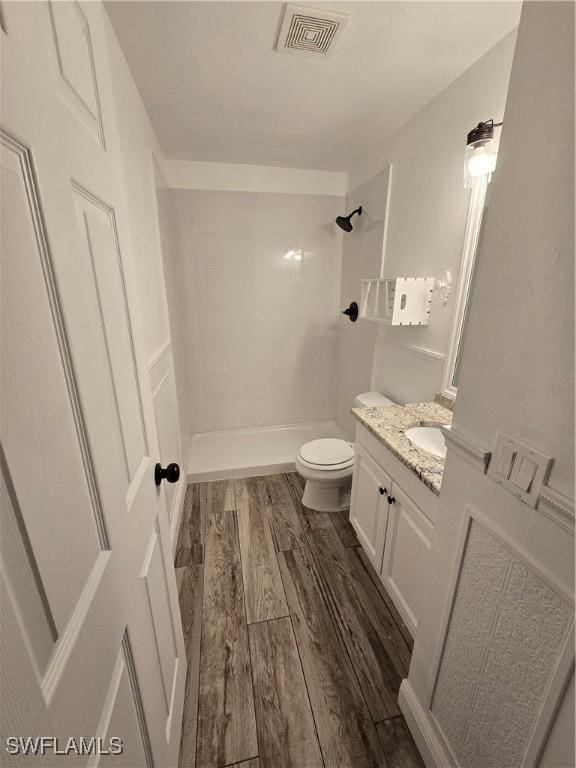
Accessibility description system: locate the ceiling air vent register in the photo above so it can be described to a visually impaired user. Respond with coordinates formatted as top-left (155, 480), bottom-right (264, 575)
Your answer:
top-left (276, 4), bottom-right (349, 58)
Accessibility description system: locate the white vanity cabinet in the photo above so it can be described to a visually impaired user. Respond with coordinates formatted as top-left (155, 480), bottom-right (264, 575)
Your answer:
top-left (350, 443), bottom-right (392, 569)
top-left (379, 482), bottom-right (433, 634)
top-left (350, 423), bottom-right (438, 637)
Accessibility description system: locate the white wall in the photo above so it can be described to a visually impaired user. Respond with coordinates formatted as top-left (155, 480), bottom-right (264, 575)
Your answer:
top-left (452, 17), bottom-right (574, 499)
top-left (403, 4), bottom-right (574, 765)
top-left (347, 32), bottom-right (517, 405)
top-left (172, 190), bottom-right (344, 433)
top-left (336, 167), bottom-right (391, 438)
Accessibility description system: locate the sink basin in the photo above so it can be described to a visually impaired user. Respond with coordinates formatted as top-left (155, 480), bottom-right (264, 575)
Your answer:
top-left (404, 426), bottom-right (448, 459)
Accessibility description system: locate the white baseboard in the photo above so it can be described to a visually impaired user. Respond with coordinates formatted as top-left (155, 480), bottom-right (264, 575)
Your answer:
top-left (398, 679), bottom-right (454, 768)
top-left (170, 478), bottom-right (187, 559)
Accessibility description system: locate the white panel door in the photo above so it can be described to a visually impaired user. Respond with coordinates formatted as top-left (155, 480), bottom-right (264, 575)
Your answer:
top-left (349, 444), bottom-right (391, 571)
top-left (0, 3), bottom-right (185, 766)
top-left (380, 483), bottom-right (433, 636)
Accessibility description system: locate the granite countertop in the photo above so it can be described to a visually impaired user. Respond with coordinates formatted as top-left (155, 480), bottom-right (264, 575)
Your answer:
top-left (351, 402), bottom-right (453, 495)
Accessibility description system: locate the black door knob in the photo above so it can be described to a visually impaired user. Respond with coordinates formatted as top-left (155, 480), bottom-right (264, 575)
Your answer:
top-left (155, 462), bottom-right (180, 486)
top-left (379, 487), bottom-right (388, 495)
top-left (387, 495), bottom-right (396, 505)
top-left (342, 301), bottom-right (359, 322)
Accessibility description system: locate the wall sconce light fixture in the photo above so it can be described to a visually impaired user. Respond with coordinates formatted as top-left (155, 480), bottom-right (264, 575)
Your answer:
top-left (464, 119), bottom-right (503, 188)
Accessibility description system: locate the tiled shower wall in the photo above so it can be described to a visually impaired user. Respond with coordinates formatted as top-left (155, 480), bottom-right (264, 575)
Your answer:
top-left (171, 190), bottom-right (344, 433)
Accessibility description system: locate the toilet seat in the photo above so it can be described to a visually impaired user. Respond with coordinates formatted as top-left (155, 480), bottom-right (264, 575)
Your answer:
top-left (297, 438), bottom-right (354, 471)
top-left (297, 456), bottom-right (354, 471)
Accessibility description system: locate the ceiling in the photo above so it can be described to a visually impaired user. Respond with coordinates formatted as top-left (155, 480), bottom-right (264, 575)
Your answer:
top-left (106, 1), bottom-right (521, 171)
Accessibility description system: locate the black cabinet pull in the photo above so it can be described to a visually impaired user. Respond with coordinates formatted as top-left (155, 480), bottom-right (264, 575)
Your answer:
top-left (379, 487), bottom-right (388, 495)
top-left (387, 495), bottom-right (396, 505)
top-left (155, 462), bottom-right (180, 486)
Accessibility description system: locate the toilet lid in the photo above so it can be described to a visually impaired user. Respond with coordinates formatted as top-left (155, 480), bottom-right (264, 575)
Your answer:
top-left (298, 438), bottom-right (354, 467)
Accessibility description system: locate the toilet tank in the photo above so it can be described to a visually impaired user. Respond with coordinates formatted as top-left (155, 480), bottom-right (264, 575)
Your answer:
top-left (354, 391), bottom-right (396, 408)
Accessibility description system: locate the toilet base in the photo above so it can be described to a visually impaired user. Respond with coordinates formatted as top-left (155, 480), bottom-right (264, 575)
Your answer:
top-left (301, 477), bottom-right (352, 512)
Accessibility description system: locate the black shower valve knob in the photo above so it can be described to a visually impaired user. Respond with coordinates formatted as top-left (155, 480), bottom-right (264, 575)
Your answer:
top-left (342, 301), bottom-right (359, 322)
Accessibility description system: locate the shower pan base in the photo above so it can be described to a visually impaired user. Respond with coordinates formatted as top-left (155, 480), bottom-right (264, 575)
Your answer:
top-left (187, 420), bottom-right (346, 482)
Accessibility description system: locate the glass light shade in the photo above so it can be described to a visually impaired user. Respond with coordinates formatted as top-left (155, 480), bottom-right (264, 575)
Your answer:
top-left (464, 139), bottom-right (497, 188)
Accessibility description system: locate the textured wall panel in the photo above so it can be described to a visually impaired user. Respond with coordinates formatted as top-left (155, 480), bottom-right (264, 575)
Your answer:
top-left (431, 520), bottom-right (572, 767)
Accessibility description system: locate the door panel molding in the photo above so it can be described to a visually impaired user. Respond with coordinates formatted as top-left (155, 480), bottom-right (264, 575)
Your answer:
top-left (42, 551), bottom-right (111, 704)
top-left (123, 631), bottom-right (155, 768)
top-left (141, 525), bottom-right (180, 727)
top-left (47, 0), bottom-right (105, 147)
top-left (90, 631), bottom-right (153, 768)
top-left (1, 130), bottom-right (110, 551)
top-left (71, 180), bottom-right (150, 476)
top-left (0, 445), bottom-right (58, 674)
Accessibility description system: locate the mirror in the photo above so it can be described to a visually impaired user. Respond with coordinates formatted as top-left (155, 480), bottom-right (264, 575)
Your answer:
top-left (441, 177), bottom-right (491, 398)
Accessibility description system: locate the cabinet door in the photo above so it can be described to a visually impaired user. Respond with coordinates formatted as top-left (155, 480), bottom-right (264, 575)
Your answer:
top-left (349, 444), bottom-right (391, 571)
top-left (381, 483), bottom-right (433, 635)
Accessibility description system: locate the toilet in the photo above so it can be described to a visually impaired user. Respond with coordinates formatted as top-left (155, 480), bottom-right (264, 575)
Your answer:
top-left (295, 391), bottom-right (395, 512)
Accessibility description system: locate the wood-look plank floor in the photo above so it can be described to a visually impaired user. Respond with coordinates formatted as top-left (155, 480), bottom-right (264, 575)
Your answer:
top-left (235, 477), bottom-right (289, 624)
top-left (306, 517), bottom-right (404, 721)
top-left (176, 565), bottom-right (204, 768)
top-left (249, 617), bottom-right (322, 767)
top-left (196, 508), bottom-right (258, 768)
top-left (260, 474), bottom-right (307, 551)
top-left (279, 546), bottom-right (385, 768)
top-left (175, 473), bottom-right (423, 768)
top-left (175, 484), bottom-right (205, 566)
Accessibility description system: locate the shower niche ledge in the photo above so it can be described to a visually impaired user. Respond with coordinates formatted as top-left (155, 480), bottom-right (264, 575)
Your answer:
top-left (360, 277), bottom-right (434, 325)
